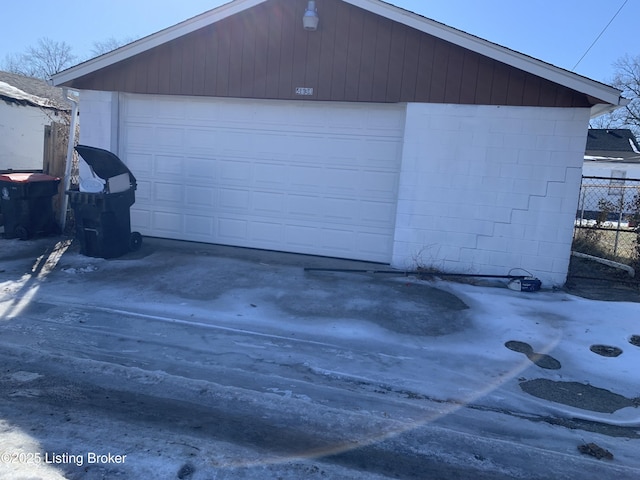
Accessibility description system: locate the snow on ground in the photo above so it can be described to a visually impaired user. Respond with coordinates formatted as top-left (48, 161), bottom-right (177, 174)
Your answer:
top-left (0, 237), bottom-right (639, 478)
top-left (1, 237), bottom-right (639, 427)
top-left (435, 281), bottom-right (640, 424)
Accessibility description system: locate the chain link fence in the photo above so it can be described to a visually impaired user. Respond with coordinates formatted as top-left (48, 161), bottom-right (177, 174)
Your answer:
top-left (573, 175), bottom-right (640, 265)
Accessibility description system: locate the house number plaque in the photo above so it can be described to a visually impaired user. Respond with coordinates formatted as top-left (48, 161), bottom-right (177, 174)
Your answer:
top-left (295, 87), bottom-right (314, 96)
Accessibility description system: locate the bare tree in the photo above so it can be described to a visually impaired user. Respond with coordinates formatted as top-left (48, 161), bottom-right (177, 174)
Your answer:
top-left (592, 54), bottom-right (640, 137)
top-left (613, 54), bottom-right (640, 133)
top-left (90, 36), bottom-right (137, 57)
top-left (2, 37), bottom-right (76, 80)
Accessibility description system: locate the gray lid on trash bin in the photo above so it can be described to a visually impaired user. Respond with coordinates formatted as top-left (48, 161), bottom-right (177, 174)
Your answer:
top-left (75, 145), bottom-right (136, 185)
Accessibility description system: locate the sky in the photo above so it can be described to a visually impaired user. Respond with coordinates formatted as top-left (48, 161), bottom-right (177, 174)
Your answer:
top-left (0, 0), bottom-right (637, 85)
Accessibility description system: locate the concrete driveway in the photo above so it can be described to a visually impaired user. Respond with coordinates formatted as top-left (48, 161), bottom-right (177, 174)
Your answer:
top-left (0, 235), bottom-right (638, 479)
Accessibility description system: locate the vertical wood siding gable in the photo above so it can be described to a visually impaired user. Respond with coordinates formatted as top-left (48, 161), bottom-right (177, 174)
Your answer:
top-left (65, 0), bottom-right (595, 108)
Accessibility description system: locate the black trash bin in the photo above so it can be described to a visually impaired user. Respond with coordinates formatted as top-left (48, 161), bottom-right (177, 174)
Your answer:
top-left (0, 172), bottom-right (61, 240)
top-left (67, 145), bottom-right (142, 259)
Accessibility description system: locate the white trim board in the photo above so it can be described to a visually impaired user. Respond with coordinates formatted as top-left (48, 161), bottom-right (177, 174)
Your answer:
top-left (51, 0), bottom-right (623, 109)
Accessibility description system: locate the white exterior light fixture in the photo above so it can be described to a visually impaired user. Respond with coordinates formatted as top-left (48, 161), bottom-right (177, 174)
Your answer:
top-left (303, 1), bottom-right (319, 31)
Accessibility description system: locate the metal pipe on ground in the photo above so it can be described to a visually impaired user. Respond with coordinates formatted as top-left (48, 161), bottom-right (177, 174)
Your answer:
top-left (303, 268), bottom-right (543, 292)
top-left (303, 268), bottom-right (530, 279)
top-left (571, 251), bottom-right (635, 277)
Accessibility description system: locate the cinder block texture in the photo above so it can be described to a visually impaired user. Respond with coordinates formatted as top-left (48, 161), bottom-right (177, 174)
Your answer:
top-left (392, 103), bottom-right (590, 287)
top-left (78, 90), bottom-right (119, 151)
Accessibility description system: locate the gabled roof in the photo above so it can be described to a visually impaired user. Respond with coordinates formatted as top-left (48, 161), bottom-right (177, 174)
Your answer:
top-left (587, 129), bottom-right (640, 153)
top-left (585, 129), bottom-right (640, 162)
top-left (0, 71), bottom-right (69, 111)
top-left (350, 0), bottom-right (624, 112)
top-left (51, 0), bottom-right (624, 114)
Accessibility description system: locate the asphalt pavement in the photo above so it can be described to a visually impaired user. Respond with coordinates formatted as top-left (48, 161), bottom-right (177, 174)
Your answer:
top-left (0, 235), bottom-right (638, 479)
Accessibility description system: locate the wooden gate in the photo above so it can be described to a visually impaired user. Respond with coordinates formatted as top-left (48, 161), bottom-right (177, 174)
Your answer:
top-left (43, 122), bottom-right (70, 225)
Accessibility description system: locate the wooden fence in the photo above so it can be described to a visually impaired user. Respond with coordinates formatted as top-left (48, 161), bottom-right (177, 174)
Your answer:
top-left (43, 121), bottom-right (73, 226)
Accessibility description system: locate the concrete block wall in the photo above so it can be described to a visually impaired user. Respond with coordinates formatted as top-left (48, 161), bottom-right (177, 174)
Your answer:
top-left (392, 103), bottom-right (591, 287)
top-left (77, 90), bottom-right (119, 151)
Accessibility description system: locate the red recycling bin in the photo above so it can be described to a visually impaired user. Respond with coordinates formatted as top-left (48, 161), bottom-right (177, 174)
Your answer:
top-left (0, 172), bottom-right (61, 240)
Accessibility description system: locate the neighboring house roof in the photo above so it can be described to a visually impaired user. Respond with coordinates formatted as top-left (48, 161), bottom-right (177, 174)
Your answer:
top-left (51, 0), bottom-right (625, 116)
top-left (585, 129), bottom-right (640, 163)
top-left (0, 71), bottom-right (70, 111)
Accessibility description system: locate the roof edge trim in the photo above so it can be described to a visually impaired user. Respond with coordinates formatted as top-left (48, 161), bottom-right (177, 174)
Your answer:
top-left (52, 0), bottom-right (624, 108)
top-left (51, 0), bottom-right (267, 86)
top-left (345, 0), bottom-right (623, 106)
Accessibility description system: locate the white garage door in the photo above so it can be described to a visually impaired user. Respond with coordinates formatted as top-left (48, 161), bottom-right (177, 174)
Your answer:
top-left (120, 95), bottom-right (405, 262)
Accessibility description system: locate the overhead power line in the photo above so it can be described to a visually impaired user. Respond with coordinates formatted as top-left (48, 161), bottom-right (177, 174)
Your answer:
top-left (572, 0), bottom-right (628, 71)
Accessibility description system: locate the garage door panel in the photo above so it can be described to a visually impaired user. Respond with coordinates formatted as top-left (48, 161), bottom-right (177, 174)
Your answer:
top-left (134, 181), bottom-right (152, 202)
top-left (287, 194), bottom-right (325, 217)
top-left (156, 127), bottom-right (185, 149)
top-left (154, 100), bottom-right (187, 121)
top-left (219, 188), bottom-right (251, 211)
top-left (218, 131), bottom-right (263, 158)
top-left (248, 132), bottom-right (297, 155)
top-left (321, 168), bottom-right (362, 195)
top-left (123, 95), bottom-right (403, 263)
top-left (188, 101), bottom-right (222, 122)
top-left (185, 214), bottom-right (214, 236)
top-left (324, 138), bottom-right (363, 163)
top-left (131, 208), bottom-right (151, 229)
top-left (187, 129), bottom-right (219, 151)
top-left (320, 228), bottom-right (356, 252)
top-left (125, 99), bottom-right (154, 119)
top-left (361, 201), bottom-right (397, 225)
top-left (127, 153), bottom-right (153, 176)
top-left (249, 221), bottom-right (283, 244)
top-left (218, 217), bottom-right (248, 240)
top-left (365, 140), bottom-right (405, 164)
top-left (322, 198), bottom-right (359, 222)
top-left (154, 182), bottom-right (184, 204)
top-left (153, 211), bottom-right (183, 233)
top-left (185, 158), bottom-right (217, 180)
top-left (357, 231), bottom-right (394, 255)
top-left (285, 224), bottom-right (318, 248)
top-left (220, 160), bottom-right (252, 183)
top-left (128, 126), bottom-right (156, 147)
top-left (253, 191), bottom-right (285, 214)
top-left (281, 134), bottom-right (327, 157)
top-left (186, 186), bottom-right (215, 207)
top-left (155, 155), bottom-right (184, 176)
top-left (287, 165), bottom-right (324, 191)
top-left (254, 163), bottom-right (288, 188)
top-left (362, 171), bottom-right (400, 197)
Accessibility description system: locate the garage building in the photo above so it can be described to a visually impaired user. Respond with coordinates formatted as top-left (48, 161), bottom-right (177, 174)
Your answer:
top-left (51, 0), bottom-right (626, 286)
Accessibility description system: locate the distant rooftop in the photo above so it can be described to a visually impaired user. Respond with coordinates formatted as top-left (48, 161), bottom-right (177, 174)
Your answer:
top-left (0, 71), bottom-right (69, 111)
top-left (586, 129), bottom-right (639, 153)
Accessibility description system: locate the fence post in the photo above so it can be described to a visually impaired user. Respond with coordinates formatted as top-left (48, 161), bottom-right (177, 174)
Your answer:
top-left (574, 176), bottom-right (640, 265)
top-left (43, 122), bottom-right (69, 227)
top-left (613, 189), bottom-right (625, 257)
top-left (580, 185), bottom-right (586, 224)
